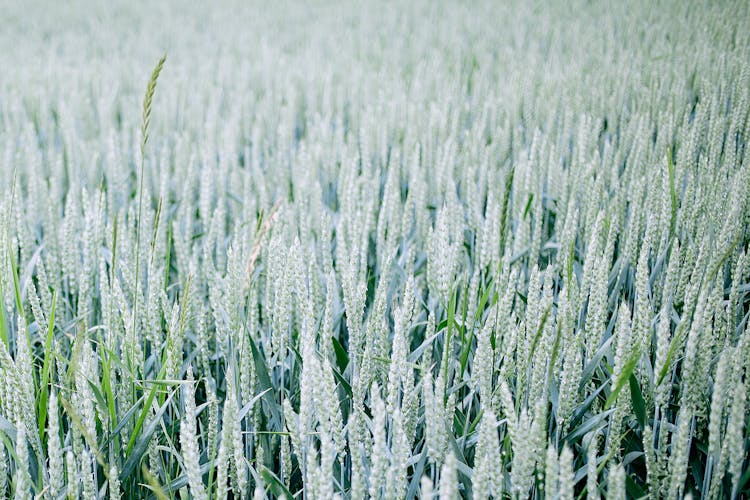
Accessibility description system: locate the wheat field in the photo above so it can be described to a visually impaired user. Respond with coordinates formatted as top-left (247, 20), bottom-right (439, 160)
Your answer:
top-left (0, 1), bottom-right (749, 498)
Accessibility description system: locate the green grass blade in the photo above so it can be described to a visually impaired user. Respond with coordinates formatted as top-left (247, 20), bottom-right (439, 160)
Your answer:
top-left (125, 360), bottom-right (168, 457)
top-left (605, 348), bottom-right (641, 410)
top-left (37, 290), bottom-right (57, 442)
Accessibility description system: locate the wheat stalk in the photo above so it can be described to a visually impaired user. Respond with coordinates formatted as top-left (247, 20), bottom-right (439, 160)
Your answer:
top-left (132, 54), bottom-right (166, 358)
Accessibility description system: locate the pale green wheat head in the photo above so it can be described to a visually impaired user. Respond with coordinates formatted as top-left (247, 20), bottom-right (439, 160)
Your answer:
top-left (141, 54), bottom-right (166, 158)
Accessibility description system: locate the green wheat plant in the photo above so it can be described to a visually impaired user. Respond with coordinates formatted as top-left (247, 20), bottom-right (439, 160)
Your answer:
top-left (0, 1), bottom-right (748, 499)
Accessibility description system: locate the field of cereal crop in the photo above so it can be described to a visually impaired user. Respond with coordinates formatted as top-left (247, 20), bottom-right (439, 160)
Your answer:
top-left (1, 1), bottom-right (749, 498)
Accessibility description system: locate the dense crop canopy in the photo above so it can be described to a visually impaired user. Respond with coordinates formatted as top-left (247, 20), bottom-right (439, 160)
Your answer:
top-left (0, 1), bottom-right (749, 498)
